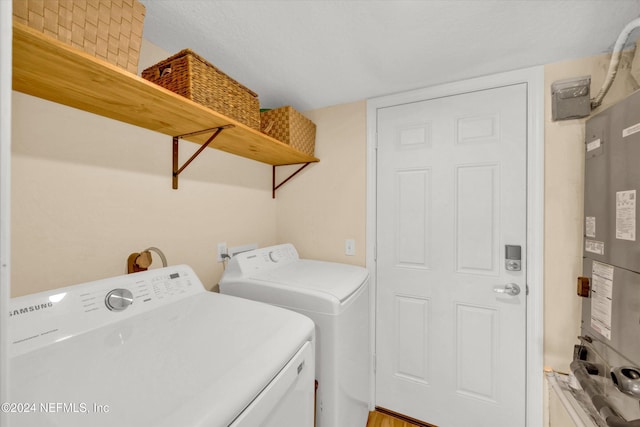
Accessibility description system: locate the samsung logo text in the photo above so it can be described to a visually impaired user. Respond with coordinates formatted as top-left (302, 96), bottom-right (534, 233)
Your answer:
top-left (9, 302), bottom-right (53, 317)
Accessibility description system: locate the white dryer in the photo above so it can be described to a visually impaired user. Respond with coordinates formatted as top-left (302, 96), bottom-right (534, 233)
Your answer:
top-left (8, 265), bottom-right (315, 427)
top-left (219, 243), bottom-right (370, 427)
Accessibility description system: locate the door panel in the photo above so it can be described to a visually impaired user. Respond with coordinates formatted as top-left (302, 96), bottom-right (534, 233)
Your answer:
top-left (396, 169), bottom-right (431, 268)
top-left (395, 295), bottom-right (430, 383)
top-left (375, 84), bottom-right (527, 427)
top-left (455, 164), bottom-right (499, 273)
top-left (455, 303), bottom-right (497, 400)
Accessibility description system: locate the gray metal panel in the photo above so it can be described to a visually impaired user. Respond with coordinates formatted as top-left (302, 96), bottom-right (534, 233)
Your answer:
top-left (608, 90), bottom-right (640, 272)
top-left (581, 258), bottom-right (640, 367)
top-left (583, 90), bottom-right (640, 371)
top-left (584, 108), bottom-right (611, 265)
top-left (584, 90), bottom-right (640, 273)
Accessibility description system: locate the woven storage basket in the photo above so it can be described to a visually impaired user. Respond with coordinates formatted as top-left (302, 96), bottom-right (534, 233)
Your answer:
top-left (13, 0), bottom-right (146, 75)
top-left (260, 106), bottom-right (316, 156)
top-left (142, 49), bottom-right (260, 130)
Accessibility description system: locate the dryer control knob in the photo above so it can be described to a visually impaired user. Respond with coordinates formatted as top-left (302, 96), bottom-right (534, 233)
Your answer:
top-left (105, 288), bottom-right (134, 311)
top-left (268, 251), bottom-right (280, 263)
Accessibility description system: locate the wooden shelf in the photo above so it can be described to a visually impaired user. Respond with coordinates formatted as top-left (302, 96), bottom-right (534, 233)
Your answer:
top-left (12, 22), bottom-right (319, 167)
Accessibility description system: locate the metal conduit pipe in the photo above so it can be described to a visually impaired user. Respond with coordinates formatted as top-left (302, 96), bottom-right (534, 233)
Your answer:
top-left (591, 17), bottom-right (640, 109)
top-left (570, 360), bottom-right (640, 427)
top-left (144, 246), bottom-right (168, 267)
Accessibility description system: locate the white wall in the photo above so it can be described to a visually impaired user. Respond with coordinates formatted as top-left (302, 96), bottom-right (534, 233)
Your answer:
top-left (276, 100), bottom-right (367, 266)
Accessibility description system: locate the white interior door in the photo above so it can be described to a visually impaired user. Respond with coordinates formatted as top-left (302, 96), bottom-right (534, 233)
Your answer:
top-left (375, 83), bottom-right (527, 427)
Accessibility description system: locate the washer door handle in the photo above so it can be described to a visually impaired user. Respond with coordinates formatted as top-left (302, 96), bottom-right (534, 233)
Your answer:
top-left (493, 283), bottom-right (521, 296)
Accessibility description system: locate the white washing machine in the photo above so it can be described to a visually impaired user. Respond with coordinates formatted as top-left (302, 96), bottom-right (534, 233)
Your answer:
top-left (219, 243), bottom-right (370, 427)
top-left (8, 265), bottom-right (315, 427)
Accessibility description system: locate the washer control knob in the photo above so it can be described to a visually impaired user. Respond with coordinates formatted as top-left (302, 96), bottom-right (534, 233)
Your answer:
top-left (268, 250), bottom-right (280, 263)
top-left (105, 288), bottom-right (134, 311)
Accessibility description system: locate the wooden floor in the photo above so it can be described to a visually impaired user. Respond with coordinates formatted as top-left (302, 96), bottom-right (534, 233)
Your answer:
top-left (367, 409), bottom-right (438, 427)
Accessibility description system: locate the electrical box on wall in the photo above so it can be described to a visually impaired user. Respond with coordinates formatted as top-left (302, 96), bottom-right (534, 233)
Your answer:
top-left (551, 76), bottom-right (591, 121)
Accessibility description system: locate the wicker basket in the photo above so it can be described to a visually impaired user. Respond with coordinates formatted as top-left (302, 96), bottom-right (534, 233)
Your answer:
top-left (13, 0), bottom-right (146, 75)
top-left (260, 106), bottom-right (316, 156)
top-left (142, 49), bottom-right (260, 130)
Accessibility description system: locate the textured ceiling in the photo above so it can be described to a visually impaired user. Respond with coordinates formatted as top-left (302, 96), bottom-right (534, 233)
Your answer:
top-left (140, 0), bottom-right (640, 111)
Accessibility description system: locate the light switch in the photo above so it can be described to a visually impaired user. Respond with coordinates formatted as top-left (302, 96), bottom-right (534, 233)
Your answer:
top-left (345, 239), bottom-right (355, 256)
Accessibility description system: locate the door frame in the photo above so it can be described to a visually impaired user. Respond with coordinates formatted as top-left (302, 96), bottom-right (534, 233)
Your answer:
top-left (365, 66), bottom-right (544, 427)
top-left (0, 2), bottom-right (12, 425)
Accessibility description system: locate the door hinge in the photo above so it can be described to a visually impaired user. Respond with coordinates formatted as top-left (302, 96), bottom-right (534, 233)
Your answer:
top-left (526, 284), bottom-right (530, 295)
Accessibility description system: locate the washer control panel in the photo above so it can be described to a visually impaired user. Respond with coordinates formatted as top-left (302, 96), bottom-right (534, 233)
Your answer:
top-left (228, 244), bottom-right (299, 277)
top-left (9, 265), bottom-right (204, 356)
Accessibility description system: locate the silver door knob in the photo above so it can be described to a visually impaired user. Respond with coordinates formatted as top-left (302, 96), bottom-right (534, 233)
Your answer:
top-left (493, 283), bottom-right (521, 296)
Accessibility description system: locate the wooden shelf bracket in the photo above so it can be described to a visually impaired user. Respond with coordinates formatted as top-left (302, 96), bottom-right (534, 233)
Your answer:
top-left (272, 163), bottom-right (311, 198)
top-left (172, 125), bottom-right (234, 189)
